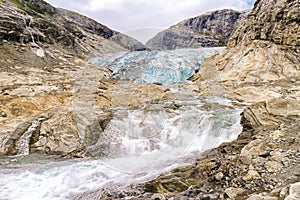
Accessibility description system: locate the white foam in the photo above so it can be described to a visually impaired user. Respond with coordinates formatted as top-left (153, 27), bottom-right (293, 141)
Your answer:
top-left (0, 98), bottom-right (242, 200)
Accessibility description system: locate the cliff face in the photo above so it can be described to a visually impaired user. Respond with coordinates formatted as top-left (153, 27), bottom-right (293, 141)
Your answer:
top-left (82, 0), bottom-right (300, 199)
top-left (140, 0), bottom-right (300, 199)
top-left (1, 0), bottom-right (299, 199)
top-left (146, 9), bottom-right (248, 50)
top-left (191, 0), bottom-right (300, 85)
top-left (0, 0), bottom-right (145, 69)
top-left (0, 0), bottom-right (148, 157)
top-left (229, 0), bottom-right (299, 47)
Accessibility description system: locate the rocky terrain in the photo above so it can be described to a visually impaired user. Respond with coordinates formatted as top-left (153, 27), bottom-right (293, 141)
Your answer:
top-left (0, 0), bottom-right (145, 69)
top-left (0, 0), bottom-right (299, 199)
top-left (146, 9), bottom-right (248, 50)
top-left (0, 0), bottom-right (147, 156)
top-left (75, 0), bottom-right (300, 199)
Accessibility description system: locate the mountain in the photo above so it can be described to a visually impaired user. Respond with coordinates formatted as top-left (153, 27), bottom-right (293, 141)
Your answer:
top-left (1, 0), bottom-right (299, 199)
top-left (78, 0), bottom-right (300, 199)
top-left (141, 0), bottom-right (300, 198)
top-left (0, 0), bottom-right (146, 157)
top-left (192, 0), bottom-right (300, 85)
top-left (0, 0), bottom-right (145, 69)
top-left (146, 9), bottom-right (249, 50)
top-left (125, 27), bottom-right (164, 44)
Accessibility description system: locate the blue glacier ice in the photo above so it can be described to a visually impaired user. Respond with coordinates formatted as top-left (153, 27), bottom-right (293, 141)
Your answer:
top-left (91, 48), bottom-right (225, 85)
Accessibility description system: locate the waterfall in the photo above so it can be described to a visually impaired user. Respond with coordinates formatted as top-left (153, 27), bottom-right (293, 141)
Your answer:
top-left (0, 98), bottom-right (243, 200)
top-left (15, 118), bottom-right (45, 155)
top-left (21, 15), bottom-right (35, 44)
top-left (0, 48), bottom-right (242, 200)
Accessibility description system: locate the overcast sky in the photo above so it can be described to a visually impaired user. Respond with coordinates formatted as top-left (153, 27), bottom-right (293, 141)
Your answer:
top-left (45, 0), bottom-right (255, 32)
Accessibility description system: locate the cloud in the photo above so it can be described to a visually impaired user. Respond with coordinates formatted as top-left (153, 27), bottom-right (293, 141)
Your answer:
top-left (45, 0), bottom-right (255, 32)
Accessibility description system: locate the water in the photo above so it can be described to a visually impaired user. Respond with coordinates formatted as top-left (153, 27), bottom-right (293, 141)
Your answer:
top-left (15, 118), bottom-right (45, 155)
top-left (0, 97), bottom-right (242, 200)
top-left (0, 48), bottom-right (240, 199)
top-left (91, 48), bottom-right (224, 85)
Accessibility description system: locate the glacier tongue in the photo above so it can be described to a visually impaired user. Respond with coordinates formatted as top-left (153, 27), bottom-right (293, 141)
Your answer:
top-left (91, 48), bottom-right (225, 85)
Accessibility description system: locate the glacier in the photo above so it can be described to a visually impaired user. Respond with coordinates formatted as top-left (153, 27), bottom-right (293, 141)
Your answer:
top-left (91, 48), bottom-right (225, 85)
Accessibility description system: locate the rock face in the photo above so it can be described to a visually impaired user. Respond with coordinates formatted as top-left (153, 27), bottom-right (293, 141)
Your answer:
top-left (0, 0), bottom-right (299, 199)
top-left (191, 0), bottom-right (300, 84)
top-left (146, 9), bottom-right (248, 50)
top-left (76, 0), bottom-right (300, 199)
top-left (110, 32), bottom-right (148, 51)
top-left (76, 99), bottom-right (300, 199)
top-left (0, 0), bottom-right (147, 156)
top-left (0, 0), bottom-right (145, 69)
top-left (229, 0), bottom-right (300, 47)
top-left (137, 0), bottom-right (300, 199)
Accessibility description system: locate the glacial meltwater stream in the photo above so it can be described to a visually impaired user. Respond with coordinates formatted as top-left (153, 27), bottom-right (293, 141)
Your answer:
top-left (0, 48), bottom-right (243, 200)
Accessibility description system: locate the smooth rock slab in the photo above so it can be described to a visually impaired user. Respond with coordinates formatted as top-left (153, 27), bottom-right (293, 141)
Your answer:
top-left (285, 182), bottom-right (300, 200)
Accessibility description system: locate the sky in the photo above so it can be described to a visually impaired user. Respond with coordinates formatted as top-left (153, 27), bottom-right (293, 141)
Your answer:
top-left (45, 0), bottom-right (255, 32)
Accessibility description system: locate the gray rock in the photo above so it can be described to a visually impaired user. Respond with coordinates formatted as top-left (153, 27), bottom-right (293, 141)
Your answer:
top-left (0, 0), bottom-right (143, 63)
top-left (285, 182), bottom-right (300, 200)
top-left (215, 172), bottom-right (224, 181)
top-left (146, 9), bottom-right (249, 50)
top-left (151, 193), bottom-right (165, 200)
top-left (201, 193), bottom-right (220, 200)
top-left (246, 194), bottom-right (278, 200)
top-left (111, 32), bottom-right (147, 51)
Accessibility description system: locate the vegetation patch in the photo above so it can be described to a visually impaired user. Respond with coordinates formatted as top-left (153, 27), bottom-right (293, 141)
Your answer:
top-left (10, 0), bottom-right (55, 16)
top-left (10, 0), bottom-right (25, 10)
top-left (27, 3), bottom-right (45, 14)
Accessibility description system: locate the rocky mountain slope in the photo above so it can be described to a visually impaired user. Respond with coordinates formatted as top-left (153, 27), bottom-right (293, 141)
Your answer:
top-left (77, 0), bottom-right (300, 199)
top-left (146, 9), bottom-right (248, 50)
top-left (0, 0), bottom-right (145, 69)
top-left (0, 0), bottom-right (148, 157)
top-left (150, 0), bottom-right (300, 198)
top-left (1, 0), bottom-right (299, 199)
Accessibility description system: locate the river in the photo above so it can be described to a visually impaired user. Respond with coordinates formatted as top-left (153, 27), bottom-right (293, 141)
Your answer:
top-left (0, 48), bottom-right (243, 200)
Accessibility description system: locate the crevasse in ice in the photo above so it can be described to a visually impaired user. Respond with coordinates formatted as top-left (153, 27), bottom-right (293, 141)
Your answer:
top-left (91, 47), bottom-right (225, 85)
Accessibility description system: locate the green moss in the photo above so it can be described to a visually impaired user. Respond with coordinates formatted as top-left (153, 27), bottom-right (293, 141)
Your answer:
top-left (10, 0), bottom-right (25, 10)
top-left (65, 9), bottom-right (86, 18)
top-left (10, 0), bottom-right (54, 16)
top-left (27, 3), bottom-right (54, 16)
top-left (27, 3), bottom-right (44, 14)
top-left (218, 39), bottom-right (226, 46)
top-left (197, 31), bottom-right (211, 37)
